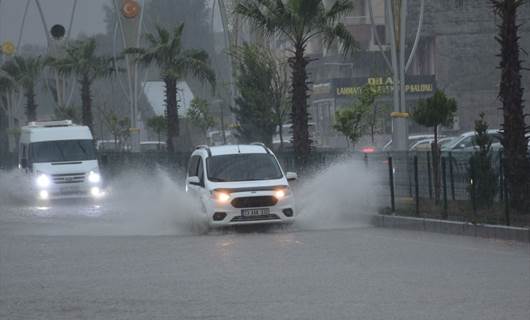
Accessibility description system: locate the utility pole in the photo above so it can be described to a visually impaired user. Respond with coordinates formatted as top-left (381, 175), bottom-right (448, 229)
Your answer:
top-left (114, 0), bottom-right (144, 152)
top-left (369, 0), bottom-right (425, 151)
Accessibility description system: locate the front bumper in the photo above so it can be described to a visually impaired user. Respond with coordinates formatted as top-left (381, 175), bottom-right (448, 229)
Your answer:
top-left (35, 182), bottom-right (104, 200)
top-left (205, 191), bottom-right (296, 227)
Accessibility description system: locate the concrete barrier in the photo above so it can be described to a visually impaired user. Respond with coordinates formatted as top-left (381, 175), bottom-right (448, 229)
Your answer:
top-left (372, 214), bottom-right (530, 243)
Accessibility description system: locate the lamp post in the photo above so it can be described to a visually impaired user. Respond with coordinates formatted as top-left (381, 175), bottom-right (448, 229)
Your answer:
top-left (368, 0), bottom-right (425, 151)
top-left (113, 0), bottom-right (144, 152)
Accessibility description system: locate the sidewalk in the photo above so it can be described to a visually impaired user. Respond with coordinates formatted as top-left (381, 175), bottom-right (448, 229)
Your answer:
top-left (372, 214), bottom-right (530, 243)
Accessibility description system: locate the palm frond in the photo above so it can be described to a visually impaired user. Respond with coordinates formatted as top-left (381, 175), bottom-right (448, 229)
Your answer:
top-left (48, 37), bottom-right (115, 81)
top-left (321, 22), bottom-right (357, 57)
top-left (172, 48), bottom-right (216, 89)
top-left (235, 0), bottom-right (277, 35)
top-left (324, 0), bottom-right (353, 24)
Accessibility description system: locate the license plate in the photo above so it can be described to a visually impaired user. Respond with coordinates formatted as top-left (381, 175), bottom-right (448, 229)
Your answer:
top-left (60, 186), bottom-right (81, 192)
top-left (241, 208), bottom-right (270, 217)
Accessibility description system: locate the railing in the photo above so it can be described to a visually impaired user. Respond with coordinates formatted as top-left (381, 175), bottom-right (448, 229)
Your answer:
top-left (381, 150), bottom-right (529, 228)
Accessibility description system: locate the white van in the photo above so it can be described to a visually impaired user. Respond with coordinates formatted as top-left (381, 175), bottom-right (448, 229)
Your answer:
top-left (18, 120), bottom-right (103, 200)
top-left (185, 144), bottom-right (297, 227)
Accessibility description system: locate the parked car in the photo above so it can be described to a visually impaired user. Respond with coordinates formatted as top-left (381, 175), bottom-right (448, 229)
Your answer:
top-left (185, 143), bottom-right (297, 228)
top-left (96, 139), bottom-right (131, 152)
top-left (383, 134), bottom-right (447, 151)
top-left (409, 137), bottom-right (456, 151)
top-left (140, 141), bottom-right (166, 152)
top-left (441, 129), bottom-right (502, 152)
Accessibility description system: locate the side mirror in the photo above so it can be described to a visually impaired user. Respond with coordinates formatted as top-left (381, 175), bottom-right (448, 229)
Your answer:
top-left (187, 176), bottom-right (200, 186)
top-left (286, 172), bottom-right (297, 181)
top-left (20, 158), bottom-right (27, 169)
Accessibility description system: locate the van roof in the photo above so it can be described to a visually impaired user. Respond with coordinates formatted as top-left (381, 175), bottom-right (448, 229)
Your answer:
top-left (207, 144), bottom-right (269, 156)
top-left (21, 125), bottom-right (93, 143)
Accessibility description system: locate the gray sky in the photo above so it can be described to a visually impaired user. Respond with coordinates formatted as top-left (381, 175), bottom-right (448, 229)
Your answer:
top-left (0, 0), bottom-right (108, 48)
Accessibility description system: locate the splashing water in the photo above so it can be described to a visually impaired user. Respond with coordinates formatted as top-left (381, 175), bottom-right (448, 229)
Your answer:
top-left (0, 159), bottom-right (381, 236)
top-left (0, 168), bottom-right (205, 236)
top-left (0, 169), bottom-right (33, 206)
top-left (100, 169), bottom-right (205, 235)
top-left (294, 159), bottom-right (380, 230)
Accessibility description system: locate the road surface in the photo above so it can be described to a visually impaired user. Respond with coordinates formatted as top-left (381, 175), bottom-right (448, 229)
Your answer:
top-left (1, 200), bottom-right (529, 320)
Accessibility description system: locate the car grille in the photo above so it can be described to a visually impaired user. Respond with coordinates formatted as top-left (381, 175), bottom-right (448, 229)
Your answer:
top-left (230, 214), bottom-right (280, 222)
top-left (51, 173), bottom-right (85, 184)
top-left (231, 196), bottom-right (277, 208)
top-left (52, 190), bottom-right (86, 196)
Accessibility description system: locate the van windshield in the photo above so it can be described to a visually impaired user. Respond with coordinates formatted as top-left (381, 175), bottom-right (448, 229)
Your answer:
top-left (30, 140), bottom-right (96, 163)
top-left (206, 153), bottom-right (283, 182)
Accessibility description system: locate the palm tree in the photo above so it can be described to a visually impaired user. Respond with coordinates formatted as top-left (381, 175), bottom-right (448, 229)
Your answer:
top-left (48, 38), bottom-right (115, 132)
top-left (492, 0), bottom-right (530, 213)
top-left (2, 56), bottom-right (44, 122)
top-left (235, 0), bottom-right (356, 167)
top-left (0, 69), bottom-right (15, 147)
top-left (125, 24), bottom-right (215, 153)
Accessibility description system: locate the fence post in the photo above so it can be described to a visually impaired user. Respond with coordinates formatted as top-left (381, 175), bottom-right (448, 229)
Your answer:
top-left (502, 154), bottom-right (511, 226)
top-left (449, 152), bottom-right (455, 201)
top-left (364, 152), bottom-right (369, 169)
top-left (388, 156), bottom-right (395, 213)
top-left (426, 151), bottom-right (433, 199)
top-left (499, 151), bottom-right (504, 201)
top-left (406, 153), bottom-right (412, 198)
top-left (470, 157), bottom-right (477, 221)
top-left (414, 155), bottom-right (419, 217)
top-left (442, 157), bottom-right (448, 219)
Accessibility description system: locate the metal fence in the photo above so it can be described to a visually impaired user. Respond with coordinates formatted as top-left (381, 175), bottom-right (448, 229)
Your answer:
top-left (381, 150), bottom-right (529, 228)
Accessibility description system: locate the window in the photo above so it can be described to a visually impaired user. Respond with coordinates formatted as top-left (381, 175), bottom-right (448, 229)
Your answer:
top-left (187, 155), bottom-right (200, 177)
top-left (29, 140), bottom-right (96, 163)
top-left (455, 137), bottom-right (473, 149)
top-left (206, 154), bottom-right (283, 182)
top-left (373, 25), bottom-right (386, 46)
top-left (410, 37), bottom-right (435, 75)
top-left (197, 158), bottom-right (204, 187)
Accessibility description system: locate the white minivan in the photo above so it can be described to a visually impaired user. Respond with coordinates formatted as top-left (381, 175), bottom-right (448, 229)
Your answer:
top-left (18, 120), bottom-right (103, 200)
top-left (186, 144), bottom-right (297, 227)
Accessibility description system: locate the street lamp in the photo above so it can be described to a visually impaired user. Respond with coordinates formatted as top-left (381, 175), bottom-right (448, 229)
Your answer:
top-left (368, 0), bottom-right (425, 151)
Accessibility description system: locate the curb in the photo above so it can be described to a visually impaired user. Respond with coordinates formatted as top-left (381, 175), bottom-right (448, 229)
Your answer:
top-left (372, 214), bottom-right (530, 243)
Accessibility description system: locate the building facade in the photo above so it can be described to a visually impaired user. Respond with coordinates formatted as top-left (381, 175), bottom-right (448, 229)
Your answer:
top-left (306, 0), bottom-right (530, 149)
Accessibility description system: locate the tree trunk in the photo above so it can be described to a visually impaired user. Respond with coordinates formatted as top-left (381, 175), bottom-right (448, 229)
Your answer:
top-left (494, 0), bottom-right (530, 212)
top-left (289, 43), bottom-right (311, 169)
top-left (371, 104), bottom-right (378, 144)
top-left (80, 75), bottom-right (93, 132)
top-left (24, 84), bottom-right (37, 122)
top-left (279, 122), bottom-right (284, 151)
top-left (165, 78), bottom-right (178, 154)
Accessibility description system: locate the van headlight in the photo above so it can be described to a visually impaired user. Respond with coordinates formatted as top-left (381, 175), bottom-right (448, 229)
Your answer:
top-left (211, 190), bottom-right (230, 203)
top-left (36, 174), bottom-right (51, 188)
top-left (274, 187), bottom-right (291, 200)
top-left (88, 171), bottom-right (101, 183)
